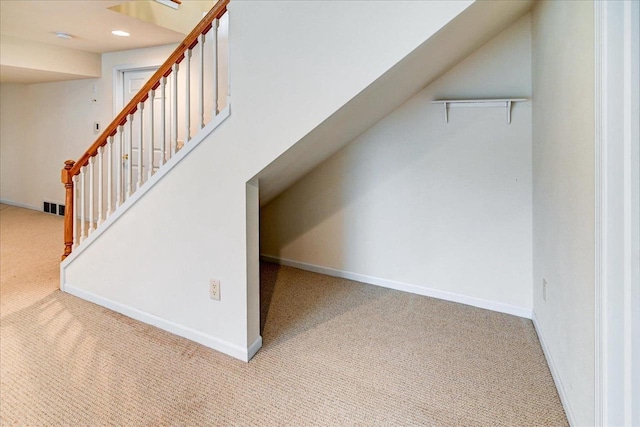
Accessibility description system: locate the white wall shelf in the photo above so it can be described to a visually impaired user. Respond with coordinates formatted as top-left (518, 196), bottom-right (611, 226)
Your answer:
top-left (431, 98), bottom-right (528, 124)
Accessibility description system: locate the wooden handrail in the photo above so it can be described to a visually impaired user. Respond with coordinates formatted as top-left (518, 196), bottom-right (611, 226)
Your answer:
top-left (65, 0), bottom-right (228, 178)
top-left (61, 0), bottom-right (228, 260)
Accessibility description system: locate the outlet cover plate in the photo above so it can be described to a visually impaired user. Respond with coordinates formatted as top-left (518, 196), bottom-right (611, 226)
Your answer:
top-left (209, 279), bottom-right (220, 301)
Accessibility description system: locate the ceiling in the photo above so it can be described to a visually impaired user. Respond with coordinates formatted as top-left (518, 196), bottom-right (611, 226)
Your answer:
top-left (0, 0), bottom-right (212, 84)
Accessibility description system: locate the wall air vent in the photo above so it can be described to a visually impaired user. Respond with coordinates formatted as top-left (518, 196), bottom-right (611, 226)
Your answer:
top-left (43, 201), bottom-right (64, 216)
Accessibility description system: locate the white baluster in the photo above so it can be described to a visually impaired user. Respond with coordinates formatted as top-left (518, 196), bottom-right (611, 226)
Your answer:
top-left (212, 18), bottom-right (219, 116)
top-left (161, 77), bottom-right (167, 166)
top-left (88, 157), bottom-right (94, 235)
top-left (149, 90), bottom-right (155, 179)
top-left (107, 135), bottom-right (113, 216)
top-left (172, 63), bottom-right (179, 155)
top-left (97, 146), bottom-right (104, 226)
top-left (199, 33), bottom-right (205, 129)
top-left (137, 102), bottom-right (144, 189)
top-left (73, 174), bottom-right (78, 248)
top-left (80, 167), bottom-right (86, 242)
top-left (117, 126), bottom-right (124, 207)
top-left (128, 114), bottom-right (134, 197)
top-left (185, 48), bottom-right (192, 143)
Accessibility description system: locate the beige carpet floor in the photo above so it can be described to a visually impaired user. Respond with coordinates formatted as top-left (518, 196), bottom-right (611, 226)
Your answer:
top-left (0, 204), bottom-right (568, 426)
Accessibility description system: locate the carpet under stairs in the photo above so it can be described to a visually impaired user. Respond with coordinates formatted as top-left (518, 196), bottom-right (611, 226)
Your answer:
top-left (0, 204), bottom-right (567, 425)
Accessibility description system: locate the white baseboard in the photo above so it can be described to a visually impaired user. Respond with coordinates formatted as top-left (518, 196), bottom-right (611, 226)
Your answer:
top-left (248, 335), bottom-right (263, 360)
top-left (531, 311), bottom-right (576, 426)
top-left (261, 255), bottom-right (533, 319)
top-left (63, 283), bottom-right (261, 362)
top-left (0, 199), bottom-right (41, 211)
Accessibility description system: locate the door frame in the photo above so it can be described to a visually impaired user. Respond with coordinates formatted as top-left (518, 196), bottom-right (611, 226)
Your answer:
top-left (112, 64), bottom-right (168, 196)
top-left (594, 1), bottom-right (640, 425)
top-left (112, 64), bottom-right (162, 118)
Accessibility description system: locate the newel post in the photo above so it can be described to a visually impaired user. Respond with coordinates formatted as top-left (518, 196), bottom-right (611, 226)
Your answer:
top-left (61, 160), bottom-right (75, 260)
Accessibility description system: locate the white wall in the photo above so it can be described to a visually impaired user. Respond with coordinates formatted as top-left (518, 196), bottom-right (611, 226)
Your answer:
top-left (260, 15), bottom-right (532, 316)
top-left (531, 1), bottom-right (595, 426)
top-left (61, 0), bottom-right (477, 361)
top-left (0, 80), bottom-right (99, 209)
top-left (0, 44), bottom-right (178, 210)
top-left (0, 84), bottom-right (27, 206)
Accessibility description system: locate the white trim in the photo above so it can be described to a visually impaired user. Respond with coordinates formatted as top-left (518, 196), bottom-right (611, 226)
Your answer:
top-left (113, 64), bottom-right (163, 118)
top-left (261, 255), bottom-right (532, 319)
top-left (61, 106), bottom-right (230, 268)
top-left (247, 336), bottom-right (262, 361)
top-left (594, 1), bottom-right (605, 423)
top-left (595, 2), bottom-right (640, 425)
top-left (0, 199), bottom-right (42, 211)
top-left (623, 5), bottom-right (640, 426)
top-left (63, 283), bottom-right (259, 362)
top-left (532, 311), bottom-right (577, 427)
top-left (154, 0), bottom-right (179, 10)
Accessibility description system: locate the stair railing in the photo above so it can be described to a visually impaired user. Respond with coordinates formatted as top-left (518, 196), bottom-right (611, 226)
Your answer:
top-left (61, 0), bottom-right (229, 260)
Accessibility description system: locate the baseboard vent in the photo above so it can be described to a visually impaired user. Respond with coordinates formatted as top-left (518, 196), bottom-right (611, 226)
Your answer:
top-left (43, 201), bottom-right (64, 216)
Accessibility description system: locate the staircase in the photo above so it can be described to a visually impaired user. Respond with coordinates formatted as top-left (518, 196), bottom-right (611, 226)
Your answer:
top-left (61, 0), bottom-right (229, 260)
top-left (60, 0), bottom-right (532, 362)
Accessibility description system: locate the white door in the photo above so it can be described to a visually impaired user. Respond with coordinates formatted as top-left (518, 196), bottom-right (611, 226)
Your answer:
top-left (122, 68), bottom-right (172, 192)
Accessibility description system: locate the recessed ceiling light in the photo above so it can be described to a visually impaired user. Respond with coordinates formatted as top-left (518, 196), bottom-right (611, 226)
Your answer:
top-left (55, 32), bottom-right (73, 40)
top-left (111, 30), bottom-right (130, 37)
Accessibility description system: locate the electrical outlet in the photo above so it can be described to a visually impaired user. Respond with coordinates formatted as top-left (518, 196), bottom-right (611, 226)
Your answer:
top-left (542, 278), bottom-right (547, 301)
top-left (209, 279), bottom-right (220, 301)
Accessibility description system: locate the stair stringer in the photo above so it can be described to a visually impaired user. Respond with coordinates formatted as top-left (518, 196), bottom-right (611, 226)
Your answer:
top-left (61, 0), bottom-right (491, 361)
top-left (60, 107), bottom-right (231, 270)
